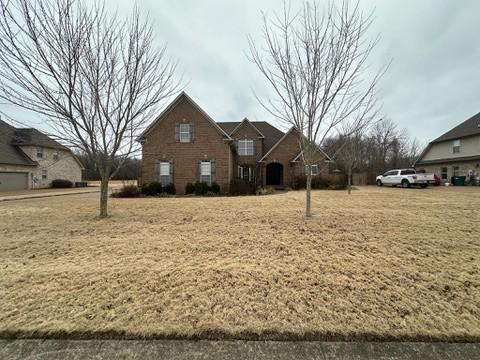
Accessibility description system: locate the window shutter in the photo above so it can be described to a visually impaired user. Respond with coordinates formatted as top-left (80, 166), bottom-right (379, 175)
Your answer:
top-left (175, 124), bottom-right (180, 142)
top-left (169, 160), bottom-right (174, 184)
top-left (155, 160), bottom-right (160, 181)
top-left (197, 160), bottom-right (202, 182)
top-left (211, 160), bottom-right (216, 182)
top-left (190, 123), bottom-right (195, 142)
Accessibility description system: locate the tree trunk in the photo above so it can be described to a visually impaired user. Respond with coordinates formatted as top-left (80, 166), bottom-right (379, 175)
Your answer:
top-left (306, 172), bottom-right (312, 218)
top-left (99, 177), bottom-right (109, 218)
top-left (347, 166), bottom-right (352, 195)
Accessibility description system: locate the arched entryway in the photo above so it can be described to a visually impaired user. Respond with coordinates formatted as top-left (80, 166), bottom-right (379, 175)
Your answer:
top-left (266, 162), bottom-right (283, 186)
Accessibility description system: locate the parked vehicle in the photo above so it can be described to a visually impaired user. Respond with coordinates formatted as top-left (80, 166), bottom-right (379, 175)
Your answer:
top-left (376, 169), bottom-right (435, 188)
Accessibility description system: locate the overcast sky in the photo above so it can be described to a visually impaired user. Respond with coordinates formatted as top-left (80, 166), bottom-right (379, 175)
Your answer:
top-left (3, 0), bottom-right (480, 145)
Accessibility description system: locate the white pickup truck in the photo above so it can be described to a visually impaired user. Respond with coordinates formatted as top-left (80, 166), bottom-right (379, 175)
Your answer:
top-left (376, 168), bottom-right (435, 188)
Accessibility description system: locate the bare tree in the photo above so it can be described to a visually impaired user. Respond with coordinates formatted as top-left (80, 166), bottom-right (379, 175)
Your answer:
top-left (0, 0), bottom-right (179, 217)
top-left (338, 129), bottom-right (365, 195)
top-left (249, 0), bottom-right (385, 217)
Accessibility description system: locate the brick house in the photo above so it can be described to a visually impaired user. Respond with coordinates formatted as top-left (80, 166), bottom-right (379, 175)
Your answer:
top-left (138, 92), bottom-right (330, 194)
top-left (415, 111), bottom-right (480, 183)
top-left (0, 119), bottom-right (83, 191)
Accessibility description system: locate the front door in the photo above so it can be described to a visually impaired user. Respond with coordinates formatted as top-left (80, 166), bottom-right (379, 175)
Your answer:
top-left (266, 162), bottom-right (283, 186)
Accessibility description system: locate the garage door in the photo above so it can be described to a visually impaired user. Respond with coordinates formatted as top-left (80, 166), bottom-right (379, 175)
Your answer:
top-left (0, 172), bottom-right (29, 191)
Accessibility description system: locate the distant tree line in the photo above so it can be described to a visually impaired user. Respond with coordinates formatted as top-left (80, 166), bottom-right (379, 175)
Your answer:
top-left (324, 118), bottom-right (422, 184)
top-left (76, 153), bottom-right (141, 181)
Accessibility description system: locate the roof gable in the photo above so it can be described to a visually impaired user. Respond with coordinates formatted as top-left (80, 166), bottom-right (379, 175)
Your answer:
top-left (432, 111), bottom-right (480, 143)
top-left (138, 92), bottom-right (232, 141)
top-left (0, 119), bottom-right (38, 166)
top-left (217, 121), bottom-right (285, 154)
top-left (229, 118), bottom-right (265, 138)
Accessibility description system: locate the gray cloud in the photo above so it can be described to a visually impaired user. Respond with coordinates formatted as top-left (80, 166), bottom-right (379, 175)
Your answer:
top-left (3, 0), bottom-right (480, 144)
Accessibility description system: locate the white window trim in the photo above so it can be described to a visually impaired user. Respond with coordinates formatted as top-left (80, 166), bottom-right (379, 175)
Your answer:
top-left (238, 139), bottom-right (254, 156)
top-left (305, 164), bottom-right (319, 176)
top-left (238, 166), bottom-right (252, 182)
top-left (37, 147), bottom-right (44, 158)
top-left (453, 139), bottom-right (461, 153)
top-left (52, 152), bottom-right (59, 160)
top-left (200, 160), bottom-right (212, 185)
top-left (41, 168), bottom-right (47, 180)
top-left (179, 123), bottom-right (191, 143)
top-left (159, 161), bottom-right (170, 185)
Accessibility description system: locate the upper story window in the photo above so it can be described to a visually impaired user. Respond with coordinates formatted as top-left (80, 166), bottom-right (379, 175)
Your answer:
top-left (41, 168), bottom-right (47, 180)
top-left (158, 161), bottom-right (171, 186)
top-left (37, 147), bottom-right (44, 158)
top-left (238, 139), bottom-right (254, 156)
top-left (52, 152), bottom-right (59, 161)
top-left (200, 160), bottom-right (212, 185)
top-left (179, 123), bottom-right (192, 143)
top-left (453, 139), bottom-right (461, 153)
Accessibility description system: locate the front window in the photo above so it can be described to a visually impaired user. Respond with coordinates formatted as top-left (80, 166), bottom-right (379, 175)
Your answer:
top-left (37, 148), bottom-right (43, 158)
top-left (41, 168), bottom-right (47, 180)
top-left (238, 139), bottom-right (254, 156)
top-left (179, 124), bottom-right (191, 143)
top-left (305, 164), bottom-right (319, 176)
top-left (159, 162), bottom-right (170, 186)
top-left (52, 152), bottom-right (59, 161)
top-left (453, 139), bottom-right (461, 153)
top-left (441, 167), bottom-right (448, 180)
top-left (453, 166), bottom-right (460, 177)
top-left (200, 160), bottom-right (212, 185)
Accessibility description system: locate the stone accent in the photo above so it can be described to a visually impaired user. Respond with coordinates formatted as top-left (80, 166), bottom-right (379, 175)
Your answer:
top-left (17, 146), bottom-right (82, 188)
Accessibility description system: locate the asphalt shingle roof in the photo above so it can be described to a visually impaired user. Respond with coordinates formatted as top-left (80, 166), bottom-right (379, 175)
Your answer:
top-left (0, 120), bottom-right (38, 166)
top-left (432, 111), bottom-right (480, 143)
top-left (0, 119), bottom-right (66, 166)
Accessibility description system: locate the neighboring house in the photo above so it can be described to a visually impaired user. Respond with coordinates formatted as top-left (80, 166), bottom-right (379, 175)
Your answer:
top-left (415, 111), bottom-right (480, 183)
top-left (138, 92), bottom-right (330, 194)
top-left (0, 119), bottom-right (83, 191)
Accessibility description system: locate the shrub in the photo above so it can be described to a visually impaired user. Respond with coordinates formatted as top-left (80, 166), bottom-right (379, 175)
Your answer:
top-left (51, 179), bottom-right (73, 188)
top-left (185, 182), bottom-right (196, 194)
top-left (111, 184), bottom-right (141, 198)
top-left (229, 178), bottom-right (255, 195)
top-left (292, 175), bottom-right (331, 190)
top-left (141, 182), bottom-right (175, 196)
top-left (194, 181), bottom-right (210, 195)
top-left (210, 182), bottom-right (220, 194)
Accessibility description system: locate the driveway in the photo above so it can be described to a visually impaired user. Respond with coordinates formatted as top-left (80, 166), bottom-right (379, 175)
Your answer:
top-left (0, 340), bottom-right (478, 360)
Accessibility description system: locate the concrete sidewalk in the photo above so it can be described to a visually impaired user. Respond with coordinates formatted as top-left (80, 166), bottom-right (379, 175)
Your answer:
top-left (0, 188), bottom-right (99, 202)
top-left (0, 340), bottom-right (478, 360)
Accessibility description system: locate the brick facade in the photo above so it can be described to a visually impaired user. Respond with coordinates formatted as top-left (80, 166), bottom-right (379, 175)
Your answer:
top-left (141, 95), bottom-right (231, 194)
top-left (139, 93), bottom-right (330, 193)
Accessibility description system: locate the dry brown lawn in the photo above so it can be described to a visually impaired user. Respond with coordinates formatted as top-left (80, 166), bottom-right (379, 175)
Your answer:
top-left (0, 187), bottom-right (479, 341)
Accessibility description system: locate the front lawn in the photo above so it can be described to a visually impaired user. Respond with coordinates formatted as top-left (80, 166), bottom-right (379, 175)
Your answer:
top-left (0, 187), bottom-right (479, 341)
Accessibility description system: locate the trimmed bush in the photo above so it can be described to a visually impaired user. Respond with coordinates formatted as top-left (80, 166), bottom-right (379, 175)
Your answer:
top-left (111, 184), bottom-right (141, 198)
top-left (229, 178), bottom-right (255, 195)
top-left (210, 182), bottom-right (220, 194)
top-left (185, 182), bottom-right (196, 194)
top-left (194, 181), bottom-right (210, 195)
top-left (292, 175), bottom-right (331, 190)
top-left (51, 179), bottom-right (73, 188)
top-left (141, 182), bottom-right (175, 196)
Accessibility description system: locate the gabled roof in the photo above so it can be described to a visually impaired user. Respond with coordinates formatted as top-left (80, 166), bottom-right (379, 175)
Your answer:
top-left (229, 118), bottom-right (265, 138)
top-left (138, 91), bottom-right (232, 141)
top-left (258, 127), bottom-right (296, 162)
top-left (0, 119), bottom-right (38, 166)
top-left (291, 148), bottom-right (332, 162)
top-left (12, 128), bottom-right (68, 150)
top-left (431, 111), bottom-right (480, 143)
top-left (217, 121), bottom-right (284, 154)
